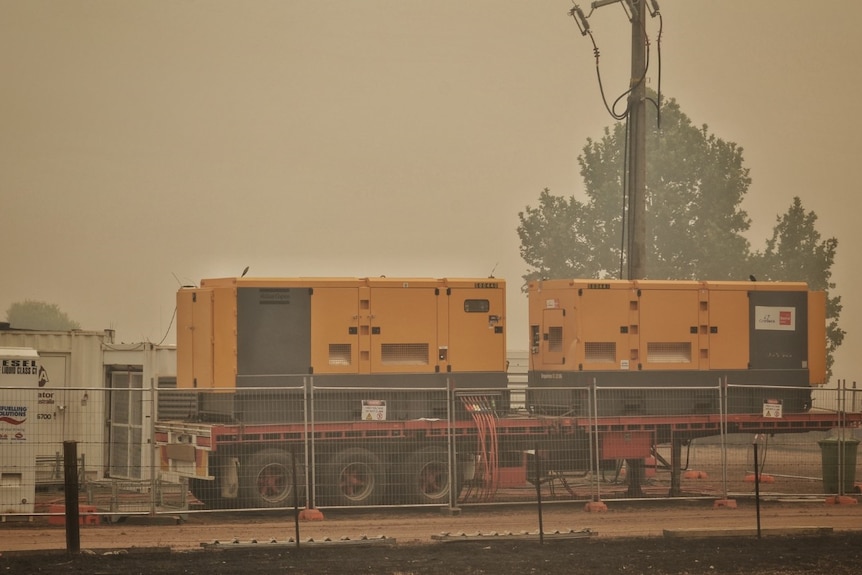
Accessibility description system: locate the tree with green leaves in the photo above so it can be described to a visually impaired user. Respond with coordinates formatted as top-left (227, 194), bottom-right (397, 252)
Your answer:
top-left (751, 197), bottom-right (844, 377)
top-left (519, 96), bottom-right (753, 283)
top-left (517, 96), bottom-right (842, 377)
top-left (5, 300), bottom-right (81, 331)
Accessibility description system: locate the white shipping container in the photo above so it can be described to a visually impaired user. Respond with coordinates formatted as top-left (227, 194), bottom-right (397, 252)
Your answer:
top-left (0, 329), bottom-right (111, 484)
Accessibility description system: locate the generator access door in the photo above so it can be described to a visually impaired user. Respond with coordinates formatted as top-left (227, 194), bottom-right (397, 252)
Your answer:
top-left (705, 288), bottom-right (750, 370)
top-left (749, 290), bottom-right (808, 370)
top-left (541, 308), bottom-right (565, 366)
top-left (310, 286), bottom-right (361, 375)
top-left (575, 284), bottom-right (634, 370)
top-left (177, 288), bottom-right (214, 389)
top-left (368, 283), bottom-right (439, 374)
top-left (638, 285), bottom-right (700, 371)
top-left (236, 286), bottom-right (312, 386)
top-left (446, 284), bottom-right (506, 372)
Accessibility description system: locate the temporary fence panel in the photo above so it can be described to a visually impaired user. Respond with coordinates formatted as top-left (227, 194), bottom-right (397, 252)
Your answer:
top-left (152, 381), bottom-right (861, 516)
top-left (309, 384), bottom-right (458, 508)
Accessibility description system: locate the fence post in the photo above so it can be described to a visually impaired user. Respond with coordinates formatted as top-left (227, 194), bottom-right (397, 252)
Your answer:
top-left (534, 443), bottom-right (544, 545)
top-left (304, 376), bottom-right (312, 510)
top-left (150, 367), bottom-right (157, 516)
top-left (713, 377), bottom-right (737, 509)
top-left (839, 379), bottom-right (845, 496)
top-left (63, 440), bottom-right (81, 554)
top-left (753, 435), bottom-right (762, 539)
top-left (585, 379), bottom-right (607, 511)
top-left (589, 380), bottom-right (598, 503)
top-left (852, 381), bottom-right (858, 414)
top-left (292, 444), bottom-right (300, 547)
top-left (298, 376), bottom-right (324, 520)
top-left (720, 377), bottom-right (728, 500)
top-left (446, 377), bottom-right (460, 514)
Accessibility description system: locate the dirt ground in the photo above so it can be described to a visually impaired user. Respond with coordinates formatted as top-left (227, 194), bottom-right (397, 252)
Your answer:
top-left (2, 498), bottom-right (862, 574)
top-left (2, 532), bottom-right (862, 575)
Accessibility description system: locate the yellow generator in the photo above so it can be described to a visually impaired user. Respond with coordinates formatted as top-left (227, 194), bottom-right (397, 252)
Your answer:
top-left (526, 279), bottom-right (826, 416)
top-left (177, 276), bottom-right (507, 422)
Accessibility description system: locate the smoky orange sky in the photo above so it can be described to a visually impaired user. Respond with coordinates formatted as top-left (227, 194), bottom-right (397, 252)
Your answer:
top-left (2, 1), bottom-right (860, 383)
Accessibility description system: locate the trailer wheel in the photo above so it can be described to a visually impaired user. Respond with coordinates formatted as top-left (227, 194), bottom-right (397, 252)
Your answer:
top-left (402, 447), bottom-right (458, 505)
top-left (188, 478), bottom-right (223, 509)
top-left (241, 449), bottom-right (301, 508)
top-left (326, 448), bottom-right (384, 506)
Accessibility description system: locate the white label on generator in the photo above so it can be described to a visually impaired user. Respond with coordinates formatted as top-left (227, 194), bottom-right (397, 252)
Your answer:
top-left (754, 306), bottom-right (796, 331)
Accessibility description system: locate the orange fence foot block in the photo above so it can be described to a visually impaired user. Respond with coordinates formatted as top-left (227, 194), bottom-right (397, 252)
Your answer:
top-left (744, 473), bottom-right (775, 483)
top-left (47, 504), bottom-right (100, 526)
top-left (825, 496), bottom-right (858, 505)
top-left (584, 501), bottom-right (608, 513)
top-left (298, 508), bottom-right (325, 521)
top-left (713, 499), bottom-right (737, 509)
top-left (683, 470), bottom-right (708, 480)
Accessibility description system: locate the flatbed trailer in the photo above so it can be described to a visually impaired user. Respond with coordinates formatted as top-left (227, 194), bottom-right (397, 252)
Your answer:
top-left (156, 409), bottom-right (862, 508)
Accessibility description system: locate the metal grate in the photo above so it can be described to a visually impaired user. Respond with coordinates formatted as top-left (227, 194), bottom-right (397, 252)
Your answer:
top-left (585, 342), bottom-right (616, 363)
top-left (381, 343), bottom-right (429, 365)
top-left (157, 378), bottom-right (197, 421)
top-left (647, 342), bottom-right (692, 363)
top-left (329, 343), bottom-right (352, 366)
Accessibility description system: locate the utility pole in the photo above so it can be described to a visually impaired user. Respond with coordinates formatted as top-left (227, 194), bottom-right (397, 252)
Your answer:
top-left (626, 0), bottom-right (647, 280)
top-left (570, 0), bottom-right (656, 280)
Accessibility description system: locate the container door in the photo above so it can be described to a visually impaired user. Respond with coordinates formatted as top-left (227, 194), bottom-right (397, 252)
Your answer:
top-left (108, 370), bottom-right (144, 480)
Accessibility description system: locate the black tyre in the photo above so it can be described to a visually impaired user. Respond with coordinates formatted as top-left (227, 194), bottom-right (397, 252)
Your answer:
top-left (402, 446), bottom-right (460, 505)
top-left (325, 448), bottom-right (385, 506)
top-left (240, 449), bottom-right (302, 508)
top-left (188, 477), bottom-right (222, 509)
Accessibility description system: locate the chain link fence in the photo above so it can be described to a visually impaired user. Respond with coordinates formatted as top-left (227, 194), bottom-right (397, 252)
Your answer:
top-left (3, 379), bottom-right (860, 522)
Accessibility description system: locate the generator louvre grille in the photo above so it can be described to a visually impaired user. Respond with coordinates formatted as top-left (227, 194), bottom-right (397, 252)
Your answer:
top-left (647, 342), bottom-right (692, 363)
top-left (381, 343), bottom-right (429, 365)
top-left (329, 343), bottom-right (352, 366)
top-left (585, 342), bottom-right (616, 363)
top-left (548, 326), bottom-right (563, 353)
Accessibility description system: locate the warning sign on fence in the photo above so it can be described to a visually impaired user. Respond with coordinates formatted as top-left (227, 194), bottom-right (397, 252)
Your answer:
top-left (361, 400), bottom-right (387, 421)
top-left (763, 399), bottom-right (783, 418)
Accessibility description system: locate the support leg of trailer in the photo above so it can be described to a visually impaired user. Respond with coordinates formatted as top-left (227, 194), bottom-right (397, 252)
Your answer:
top-left (624, 458), bottom-right (645, 498)
top-left (669, 436), bottom-right (682, 497)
